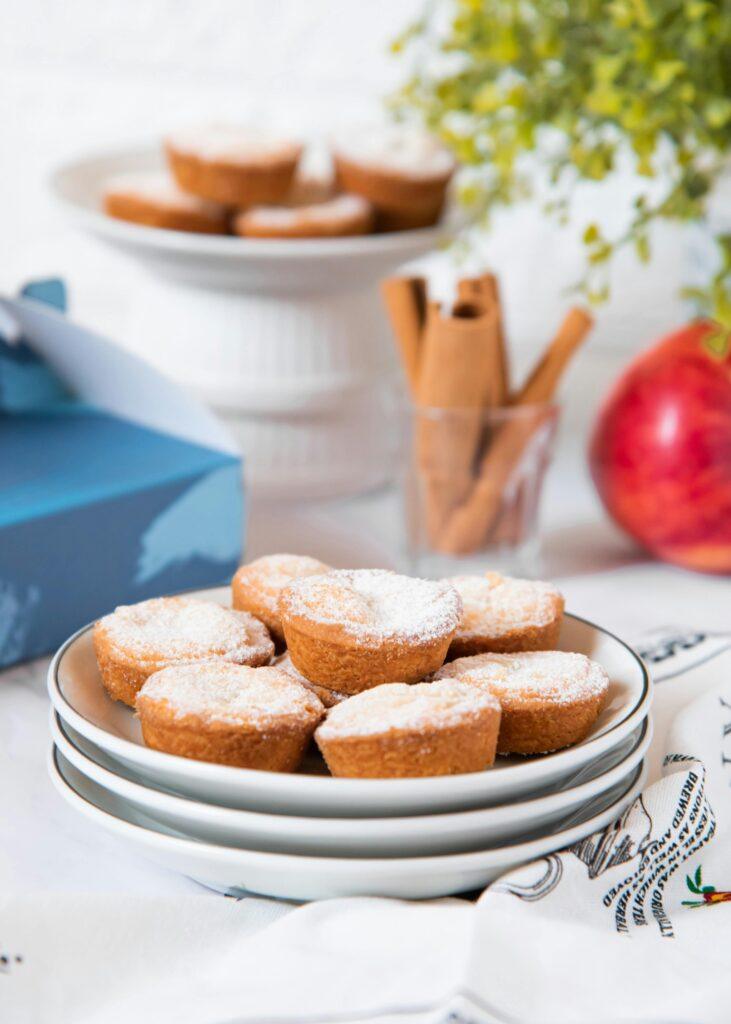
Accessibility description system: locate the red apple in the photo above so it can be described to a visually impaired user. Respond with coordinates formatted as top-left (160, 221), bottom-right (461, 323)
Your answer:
top-left (589, 320), bottom-right (731, 573)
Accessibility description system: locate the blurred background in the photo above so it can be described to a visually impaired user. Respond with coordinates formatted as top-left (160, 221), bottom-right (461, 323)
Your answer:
top-left (4, 0), bottom-right (729, 633)
top-left (3, 0), bottom-right (690, 364)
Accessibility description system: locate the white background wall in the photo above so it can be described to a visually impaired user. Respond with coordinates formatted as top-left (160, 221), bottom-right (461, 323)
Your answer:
top-left (1, 0), bottom-right (701, 389)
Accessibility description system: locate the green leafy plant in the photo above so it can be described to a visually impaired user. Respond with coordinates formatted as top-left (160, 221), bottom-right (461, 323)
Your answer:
top-left (391, 0), bottom-right (731, 317)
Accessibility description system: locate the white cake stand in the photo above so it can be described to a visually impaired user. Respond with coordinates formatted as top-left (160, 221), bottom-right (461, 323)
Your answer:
top-left (50, 146), bottom-right (444, 499)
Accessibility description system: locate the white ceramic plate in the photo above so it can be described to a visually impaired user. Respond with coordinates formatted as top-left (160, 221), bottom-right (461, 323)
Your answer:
top-left (48, 590), bottom-right (652, 817)
top-left (50, 145), bottom-right (443, 290)
top-left (52, 712), bottom-right (651, 857)
top-left (50, 747), bottom-right (647, 900)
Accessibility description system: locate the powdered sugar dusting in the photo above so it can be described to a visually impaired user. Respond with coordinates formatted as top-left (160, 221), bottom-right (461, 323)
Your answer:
top-left (334, 125), bottom-right (455, 179)
top-left (103, 172), bottom-right (226, 215)
top-left (450, 573), bottom-right (563, 640)
top-left (275, 652), bottom-right (348, 707)
top-left (242, 194), bottom-right (371, 230)
top-left (167, 124), bottom-right (300, 164)
top-left (99, 597), bottom-right (274, 665)
top-left (138, 663), bottom-right (323, 726)
top-left (281, 569), bottom-right (462, 644)
top-left (317, 680), bottom-right (499, 739)
top-left (435, 651), bottom-right (608, 705)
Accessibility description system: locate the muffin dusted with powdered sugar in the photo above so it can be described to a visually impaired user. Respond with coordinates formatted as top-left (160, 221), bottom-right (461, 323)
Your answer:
top-left (136, 663), bottom-right (323, 770)
top-left (279, 569), bottom-right (462, 693)
top-left (165, 124), bottom-right (302, 206)
top-left (332, 125), bottom-right (455, 231)
top-left (234, 193), bottom-right (374, 239)
top-left (435, 650), bottom-right (609, 755)
top-left (232, 554), bottom-right (332, 649)
top-left (93, 596), bottom-right (274, 707)
top-left (315, 679), bottom-right (501, 778)
top-left (103, 172), bottom-right (229, 234)
top-left (448, 572), bottom-right (565, 658)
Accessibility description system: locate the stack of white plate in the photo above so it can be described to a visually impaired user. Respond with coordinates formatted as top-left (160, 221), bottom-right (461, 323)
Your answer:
top-left (48, 588), bottom-right (652, 902)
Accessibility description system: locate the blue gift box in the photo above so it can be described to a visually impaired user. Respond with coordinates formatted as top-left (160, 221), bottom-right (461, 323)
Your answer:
top-left (0, 282), bottom-right (244, 666)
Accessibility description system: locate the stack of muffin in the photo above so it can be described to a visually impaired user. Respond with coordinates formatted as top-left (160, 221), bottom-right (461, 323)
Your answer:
top-left (102, 124), bottom-right (456, 239)
top-left (93, 555), bottom-right (610, 779)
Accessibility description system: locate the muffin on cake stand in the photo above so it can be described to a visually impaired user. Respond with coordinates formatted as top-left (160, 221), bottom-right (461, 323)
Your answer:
top-left (50, 144), bottom-right (447, 500)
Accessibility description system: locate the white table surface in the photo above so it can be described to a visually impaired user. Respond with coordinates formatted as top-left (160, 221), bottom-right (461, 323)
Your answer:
top-left (3, 430), bottom-right (730, 900)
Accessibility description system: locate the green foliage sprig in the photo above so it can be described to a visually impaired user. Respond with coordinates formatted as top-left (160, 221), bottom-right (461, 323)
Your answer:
top-left (391, 0), bottom-right (731, 318)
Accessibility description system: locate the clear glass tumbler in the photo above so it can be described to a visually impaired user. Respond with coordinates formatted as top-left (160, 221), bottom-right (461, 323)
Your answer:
top-left (403, 403), bottom-right (560, 578)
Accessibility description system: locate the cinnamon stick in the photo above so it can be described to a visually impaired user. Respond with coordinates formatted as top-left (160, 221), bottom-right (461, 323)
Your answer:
top-left (436, 306), bottom-right (593, 554)
top-left (416, 300), bottom-right (501, 540)
top-left (514, 306), bottom-right (594, 405)
top-left (457, 273), bottom-right (509, 404)
top-left (381, 276), bottom-right (427, 397)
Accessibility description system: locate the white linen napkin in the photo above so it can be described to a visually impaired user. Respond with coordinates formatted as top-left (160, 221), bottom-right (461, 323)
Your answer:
top-left (4, 634), bottom-right (731, 1024)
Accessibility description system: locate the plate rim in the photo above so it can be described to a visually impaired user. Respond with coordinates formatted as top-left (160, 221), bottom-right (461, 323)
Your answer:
top-left (47, 601), bottom-right (652, 799)
top-left (50, 744), bottom-right (648, 873)
top-left (51, 709), bottom-right (652, 839)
